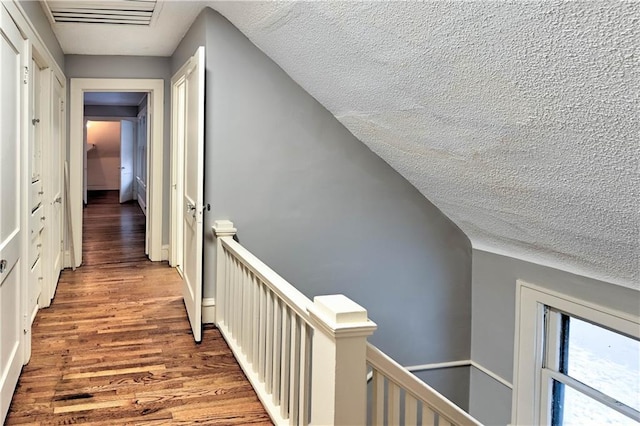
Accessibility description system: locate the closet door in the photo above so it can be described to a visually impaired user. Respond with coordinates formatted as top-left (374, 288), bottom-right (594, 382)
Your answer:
top-left (0, 4), bottom-right (26, 422)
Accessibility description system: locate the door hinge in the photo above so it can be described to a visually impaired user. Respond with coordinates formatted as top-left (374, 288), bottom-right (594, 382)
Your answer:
top-left (23, 66), bottom-right (29, 85)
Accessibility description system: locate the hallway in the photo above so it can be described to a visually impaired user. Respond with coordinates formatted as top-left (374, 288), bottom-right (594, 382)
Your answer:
top-left (6, 191), bottom-right (271, 425)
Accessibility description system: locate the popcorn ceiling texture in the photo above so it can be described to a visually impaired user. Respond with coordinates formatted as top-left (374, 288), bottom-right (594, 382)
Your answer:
top-left (211, 1), bottom-right (640, 289)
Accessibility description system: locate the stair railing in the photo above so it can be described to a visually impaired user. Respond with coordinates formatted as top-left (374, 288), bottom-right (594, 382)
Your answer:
top-left (213, 220), bottom-right (482, 426)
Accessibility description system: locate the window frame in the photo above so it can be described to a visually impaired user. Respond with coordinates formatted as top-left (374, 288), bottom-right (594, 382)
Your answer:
top-left (512, 280), bottom-right (640, 425)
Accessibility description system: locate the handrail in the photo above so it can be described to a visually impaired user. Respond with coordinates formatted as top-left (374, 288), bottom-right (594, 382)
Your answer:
top-left (367, 343), bottom-right (482, 425)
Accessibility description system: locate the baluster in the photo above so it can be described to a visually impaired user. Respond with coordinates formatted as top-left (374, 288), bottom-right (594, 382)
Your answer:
top-left (237, 263), bottom-right (243, 347)
top-left (272, 297), bottom-right (282, 405)
top-left (280, 306), bottom-right (291, 419)
top-left (388, 381), bottom-right (400, 426)
top-left (226, 251), bottom-right (232, 328)
top-left (231, 256), bottom-right (238, 338)
top-left (438, 416), bottom-right (452, 426)
top-left (372, 370), bottom-right (384, 425)
top-left (242, 266), bottom-right (250, 356)
top-left (421, 405), bottom-right (436, 426)
top-left (298, 323), bottom-right (310, 426)
top-left (252, 276), bottom-right (260, 371)
top-left (266, 289), bottom-right (274, 393)
top-left (258, 282), bottom-right (267, 381)
top-left (289, 314), bottom-right (300, 425)
top-left (405, 394), bottom-right (418, 425)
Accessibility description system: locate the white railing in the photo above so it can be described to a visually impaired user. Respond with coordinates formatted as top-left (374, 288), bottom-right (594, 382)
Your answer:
top-left (213, 220), bottom-right (482, 426)
top-left (367, 344), bottom-right (482, 426)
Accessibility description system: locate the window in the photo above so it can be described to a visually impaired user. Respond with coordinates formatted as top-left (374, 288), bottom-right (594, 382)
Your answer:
top-left (513, 281), bottom-right (640, 425)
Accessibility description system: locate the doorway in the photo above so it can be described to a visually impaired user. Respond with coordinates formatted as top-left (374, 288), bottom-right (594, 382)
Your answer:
top-left (69, 79), bottom-right (164, 267)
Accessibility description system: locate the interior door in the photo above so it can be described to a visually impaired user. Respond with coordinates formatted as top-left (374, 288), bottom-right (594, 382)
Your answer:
top-left (0, 4), bottom-right (25, 421)
top-left (48, 74), bottom-right (64, 301)
top-left (179, 47), bottom-right (205, 342)
top-left (119, 120), bottom-right (134, 203)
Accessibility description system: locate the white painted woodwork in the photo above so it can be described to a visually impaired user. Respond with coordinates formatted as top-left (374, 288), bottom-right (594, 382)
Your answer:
top-left (40, 71), bottom-right (64, 307)
top-left (212, 220), bottom-right (479, 426)
top-left (0, 5), bottom-right (25, 422)
top-left (512, 281), bottom-right (640, 426)
top-left (213, 220), bottom-right (317, 426)
top-left (170, 72), bottom-right (186, 269)
top-left (175, 47), bottom-right (205, 343)
top-left (213, 221), bottom-right (377, 425)
top-left (308, 295), bottom-right (377, 426)
top-left (25, 55), bottom-right (44, 341)
top-left (119, 120), bottom-right (135, 203)
top-left (366, 343), bottom-right (482, 426)
top-left (70, 78), bottom-right (164, 264)
top-left (135, 103), bottom-right (148, 219)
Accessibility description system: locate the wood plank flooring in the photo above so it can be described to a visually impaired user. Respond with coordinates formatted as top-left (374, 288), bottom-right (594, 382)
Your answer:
top-left (6, 191), bottom-right (272, 425)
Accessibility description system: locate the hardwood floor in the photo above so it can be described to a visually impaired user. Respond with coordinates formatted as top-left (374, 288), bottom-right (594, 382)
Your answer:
top-left (6, 191), bottom-right (272, 425)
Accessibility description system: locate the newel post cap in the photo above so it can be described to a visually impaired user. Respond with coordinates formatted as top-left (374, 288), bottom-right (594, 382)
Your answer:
top-left (212, 220), bottom-right (237, 237)
top-left (308, 294), bottom-right (377, 338)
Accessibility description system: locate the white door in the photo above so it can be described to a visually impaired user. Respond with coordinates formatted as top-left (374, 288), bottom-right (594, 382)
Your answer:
top-left (46, 74), bottom-right (64, 302)
top-left (119, 120), bottom-right (134, 203)
top-left (176, 47), bottom-right (205, 342)
top-left (0, 5), bottom-right (25, 421)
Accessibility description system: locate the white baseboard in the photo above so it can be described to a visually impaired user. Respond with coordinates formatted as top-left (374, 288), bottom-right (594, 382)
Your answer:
top-left (161, 245), bottom-right (169, 261)
top-left (203, 298), bottom-right (216, 324)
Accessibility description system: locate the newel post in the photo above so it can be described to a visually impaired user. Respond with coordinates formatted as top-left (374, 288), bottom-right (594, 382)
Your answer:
top-left (212, 220), bottom-right (236, 326)
top-left (308, 294), bottom-right (377, 426)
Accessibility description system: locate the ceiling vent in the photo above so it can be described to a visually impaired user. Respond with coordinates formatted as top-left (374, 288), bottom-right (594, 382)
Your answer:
top-left (42, 1), bottom-right (158, 26)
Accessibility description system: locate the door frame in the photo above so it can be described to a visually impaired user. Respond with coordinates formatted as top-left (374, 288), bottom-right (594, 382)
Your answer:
top-left (69, 79), bottom-right (164, 265)
top-left (169, 68), bottom-right (186, 269)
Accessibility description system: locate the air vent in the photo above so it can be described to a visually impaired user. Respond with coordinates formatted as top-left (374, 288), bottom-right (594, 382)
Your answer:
top-left (43, 1), bottom-right (157, 26)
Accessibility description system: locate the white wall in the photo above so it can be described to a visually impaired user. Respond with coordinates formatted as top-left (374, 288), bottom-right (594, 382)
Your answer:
top-left (86, 121), bottom-right (120, 190)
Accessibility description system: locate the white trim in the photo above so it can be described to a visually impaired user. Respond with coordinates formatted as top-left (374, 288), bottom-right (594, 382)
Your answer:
top-left (512, 280), bottom-right (640, 426)
top-left (7, 1), bottom-right (64, 81)
top-left (202, 297), bottom-right (216, 324)
top-left (161, 244), bottom-right (169, 261)
top-left (470, 361), bottom-right (513, 389)
top-left (405, 360), bottom-right (470, 372)
top-left (404, 359), bottom-right (514, 389)
top-left (70, 79), bottom-right (164, 265)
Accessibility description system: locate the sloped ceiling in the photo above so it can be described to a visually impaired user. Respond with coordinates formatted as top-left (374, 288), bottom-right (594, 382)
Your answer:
top-left (45, 1), bottom-right (639, 289)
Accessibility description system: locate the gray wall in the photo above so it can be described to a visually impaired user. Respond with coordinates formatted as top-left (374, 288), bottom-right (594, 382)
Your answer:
top-left (18, 0), bottom-right (64, 70)
top-left (170, 5), bottom-right (207, 74)
top-left (172, 7), bottom-right (472, 381)
top-left (65, 55), bottom-right (172, 242)
top-left (469, 249), bottom-right (640, 425)
top-left (414, 367), bottom-right (470, 412)
top-left (84, 105), bottom-right (138, 118)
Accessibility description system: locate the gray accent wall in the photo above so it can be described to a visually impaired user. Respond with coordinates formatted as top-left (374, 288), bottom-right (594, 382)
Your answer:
top-left (65, 55), bottom-right (172, 242)
top-left (173, 7), bottom-right (473, 383)
top-left (18, 0), bottom-right (64, 69)
top-left (470, 249), bottom-right (640, 425)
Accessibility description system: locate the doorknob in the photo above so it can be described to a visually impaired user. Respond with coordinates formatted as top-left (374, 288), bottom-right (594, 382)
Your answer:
top-left (0, 259), bottom-right (7, 274)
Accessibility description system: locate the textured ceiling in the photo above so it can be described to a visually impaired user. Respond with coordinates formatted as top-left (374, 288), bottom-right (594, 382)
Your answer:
top-left (46, 1), bottom-right (639, 289)
top-left (210, 1), bottom-right (639, 289)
